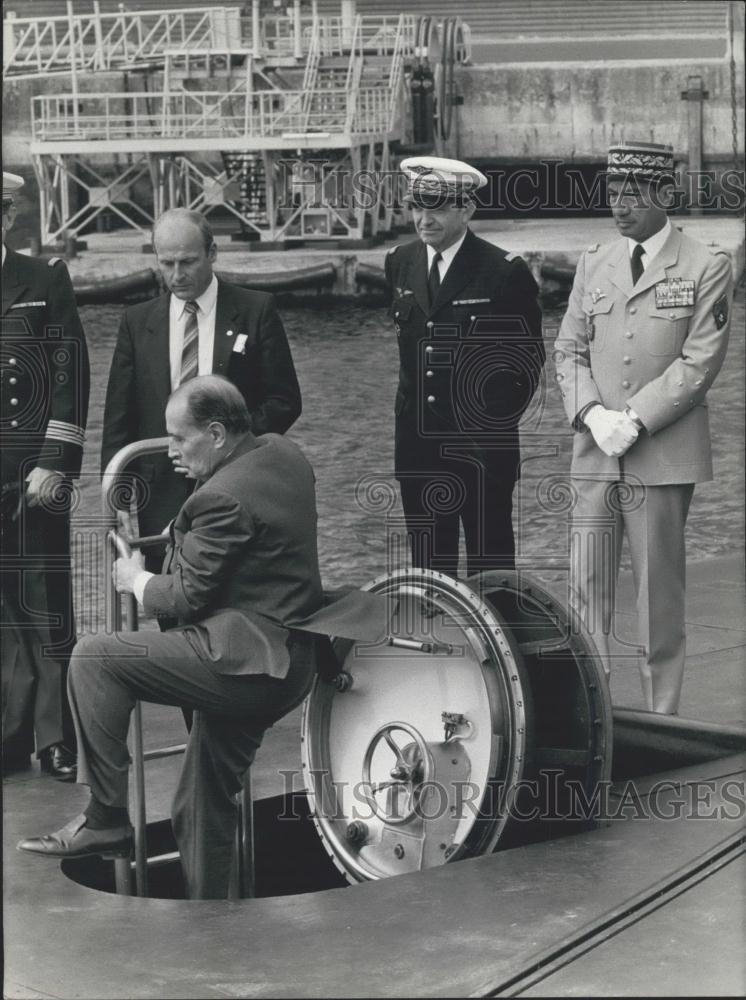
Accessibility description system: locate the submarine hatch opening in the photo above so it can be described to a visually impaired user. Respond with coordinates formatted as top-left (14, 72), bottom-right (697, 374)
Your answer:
top-left (61, 569), bottom-right (739, 900)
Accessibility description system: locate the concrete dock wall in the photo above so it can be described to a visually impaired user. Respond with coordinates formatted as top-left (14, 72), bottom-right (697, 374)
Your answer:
top-left (450, 59), bottom-right (743, 165)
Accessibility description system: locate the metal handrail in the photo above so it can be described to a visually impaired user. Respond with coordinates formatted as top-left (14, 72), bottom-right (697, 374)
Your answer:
top-left (102, 437), bottom-right (168, 897)
top-left (6, 9), bottom-right (423, 79)
top-left (4, 6), bottom-right (238, 78)
top-left (32, 86), bottom-right (391, 143)
top-left (301, 14), bottom-right (321, 123)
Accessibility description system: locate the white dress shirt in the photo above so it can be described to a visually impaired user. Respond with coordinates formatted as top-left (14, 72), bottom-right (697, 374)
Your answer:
top-left (135, 275), bottom-right (219, 601)
top-left (627, 218), bottom-right (672, 272)
top-left (426, 230), bottom-right (468, 283)
top-left (168, 274), bottom-right (219, 390)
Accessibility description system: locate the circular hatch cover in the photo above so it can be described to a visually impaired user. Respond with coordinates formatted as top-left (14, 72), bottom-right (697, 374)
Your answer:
top-left (301, 569), bottom-right (533, 883)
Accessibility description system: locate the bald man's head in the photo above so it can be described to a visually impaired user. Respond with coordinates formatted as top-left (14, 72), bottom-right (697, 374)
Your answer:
top-left (171, 375), bottom-right (251, 434)
top-left (152, 210), bottom-right (216, 301)
top-left (166, 376), bottom-right (252, 480)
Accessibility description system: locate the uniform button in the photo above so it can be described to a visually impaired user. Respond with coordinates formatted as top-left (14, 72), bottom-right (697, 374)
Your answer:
top-left (10, 420), bottom-right (18, 428)
top-left (673, 401), bottom-right (680, 407)
top-left (9, 358), bottom-right (17, 366)
top-left (395, 311), bottom-right (400, 318)
top-left (425, 345), bottom-right (433, 354)
top-left (426, 321), bottom-right (434, 329)
top-left (624, 331), bottom-right (633, 339)
top-left (622, 380), bottom-right (631, 389)
top-left (669, 313), bottom-right (677, 319)
top-left (678, 380), bottom-right (684, 387)
top-left (623, 356), bottom-right (631, 364)
top-left (560, 389), bottom-right (566, 398)
top-left (9, 377), bottom-right (17, 385)
top-left (10, 398), bottom-right (19, 406)
top-left (425, 370), bottom-right (434, 377)
top-left (470, 315), bottom-right (476, 321)
top-left (555, 373), bottom-right (564, 381)
top-left (629, 307), bottom-right (637, 315)
top-left (427, 395), bottom-right (436, 404)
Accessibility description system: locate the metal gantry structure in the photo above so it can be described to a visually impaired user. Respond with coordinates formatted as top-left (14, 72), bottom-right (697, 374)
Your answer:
top-left (4, 2), bottom-right (470, 246)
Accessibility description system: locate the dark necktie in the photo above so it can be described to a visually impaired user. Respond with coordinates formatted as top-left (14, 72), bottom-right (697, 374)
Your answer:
top-left (180, 300), bottom-right (199, 384)
top-left (630, 243), bottom-right (645, 285)
top-left (428, 251), bottom-right (442, 307)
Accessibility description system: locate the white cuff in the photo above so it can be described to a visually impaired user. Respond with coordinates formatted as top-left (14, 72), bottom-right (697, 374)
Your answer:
top-left (133, 571), bottom-right (155, 606)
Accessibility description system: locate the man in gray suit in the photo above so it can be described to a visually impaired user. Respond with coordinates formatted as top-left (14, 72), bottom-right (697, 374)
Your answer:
top-left (18, 375), bottom-right (323, 898)
top-left (554, 140), bottom-right (733, 714)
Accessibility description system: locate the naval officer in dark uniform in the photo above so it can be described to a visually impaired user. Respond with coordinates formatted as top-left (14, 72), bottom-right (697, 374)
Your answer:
top-left (1, 171), bottom-right (90, 777)
top-left (385, 156), bottom-right (544, 577)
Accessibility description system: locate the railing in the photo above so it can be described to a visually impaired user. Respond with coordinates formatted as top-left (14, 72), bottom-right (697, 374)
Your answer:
top-left (3, 6), bottom-right (242, 78)
top-left (350, 87), bottom-right (391, 135)
top-left (301, 15), bottom-right (321, 125)
top-left (32, 86), bottom-right (394, 144)
top-left (357, 15), bottom-right (411, 55)
top-left (387, 14), bottom-right (416, 132)
top-left (4, 8), bottom-right (423, 79)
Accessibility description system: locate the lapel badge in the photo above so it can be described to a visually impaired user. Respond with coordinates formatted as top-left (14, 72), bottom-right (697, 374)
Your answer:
top-left (590, 288), bottom-right (605, 304)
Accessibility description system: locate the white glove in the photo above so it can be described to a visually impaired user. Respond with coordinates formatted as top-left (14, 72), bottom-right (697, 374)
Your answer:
top-left (584, 406), bottom-right (639, 457)
top-left (24, 466), bottom-right (65, 508)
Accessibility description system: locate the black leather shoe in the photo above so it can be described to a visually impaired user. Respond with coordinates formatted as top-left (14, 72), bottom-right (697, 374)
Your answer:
top-left (17, 814), bottom-right (133, 860)
top-left (39, 743), bottom-right (77, 782)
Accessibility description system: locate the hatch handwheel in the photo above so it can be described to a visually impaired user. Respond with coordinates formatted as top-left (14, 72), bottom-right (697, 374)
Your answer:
top-left (362, 722), bottom-right (434, 826)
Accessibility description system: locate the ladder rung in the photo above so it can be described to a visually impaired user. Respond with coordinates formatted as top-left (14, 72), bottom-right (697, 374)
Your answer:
top-left (143, 743), bottom-right (187, 762)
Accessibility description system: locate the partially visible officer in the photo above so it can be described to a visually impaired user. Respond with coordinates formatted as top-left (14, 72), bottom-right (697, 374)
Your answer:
top-left (385, 156), bottom-right (544, 577)
top-left (1, 171), bottom-right (90, 776)
top-left (554, 140), bottom-right (733, 714)
top-left (102, 209), bottom-right (301, 568)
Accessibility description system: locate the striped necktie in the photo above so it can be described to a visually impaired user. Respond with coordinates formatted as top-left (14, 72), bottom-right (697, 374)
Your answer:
top-left (180, 300), bottom-right (199, 384)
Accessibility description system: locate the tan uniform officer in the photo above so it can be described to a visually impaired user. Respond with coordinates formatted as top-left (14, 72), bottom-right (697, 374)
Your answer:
top-left (554, 140), bottom-right (733, 714)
